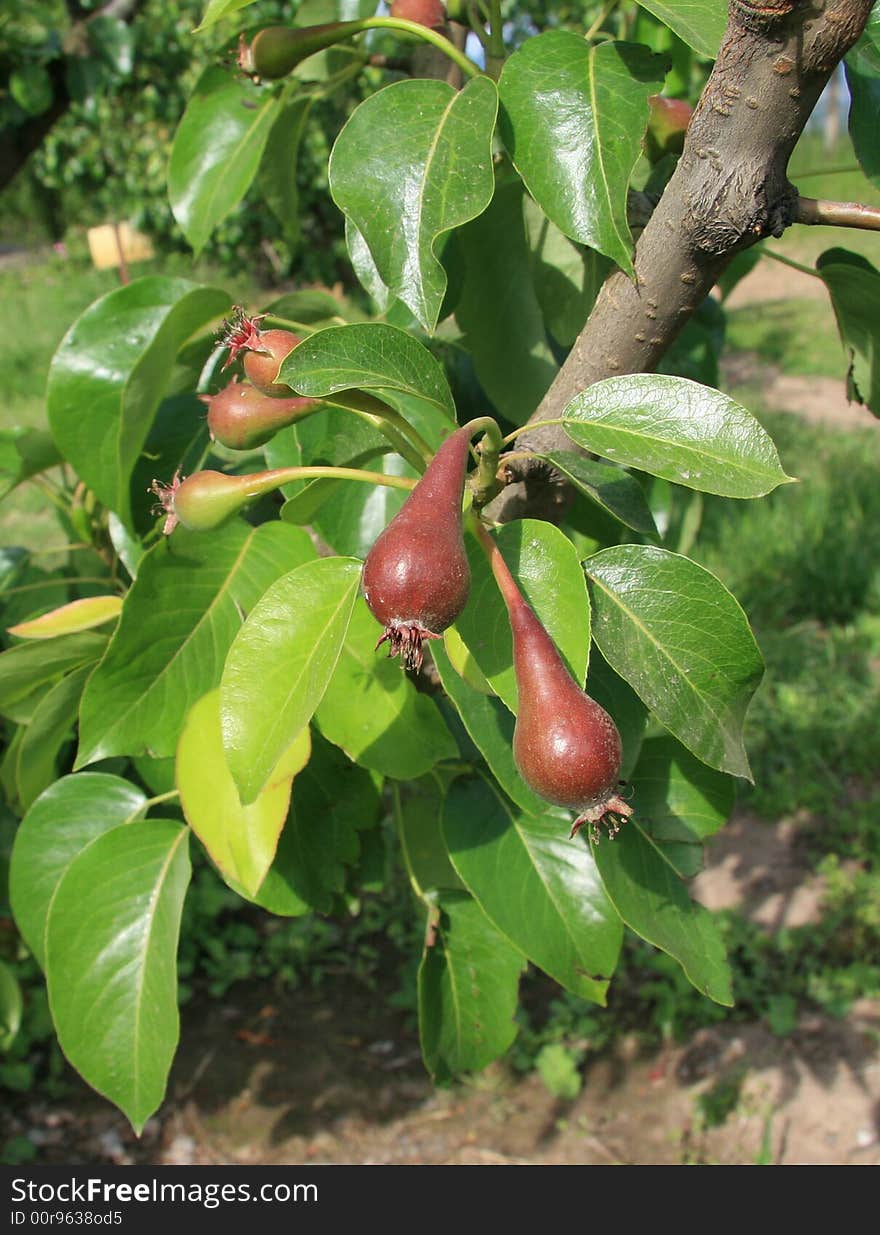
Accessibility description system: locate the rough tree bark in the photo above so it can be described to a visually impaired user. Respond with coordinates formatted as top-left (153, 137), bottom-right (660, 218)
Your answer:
top-left (489, 0), bottom-right (873, 524)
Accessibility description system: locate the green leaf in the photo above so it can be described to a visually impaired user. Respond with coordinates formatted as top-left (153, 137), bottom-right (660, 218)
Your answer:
top-left (455, 520), bottom-right (591, 713)
top-left (16, 665), bottom-right (91, 811)
top-left (316, 597), bottom-right (456, 778)
top-left (77, 522), bottom-right (315, 767)
top-left (9, 773), bottom-right (147, 969)
top-left (0, 633), bottom-right (107, 722)
top-left (10, 65), bottom-right (53, 115)
top-left (563, 374), bottom-right (794, 497)
top-left (259, 94), bottom-right (313, 251)
top-left (418, 891), bottom-right (523, 1080)
top-left (432, 642), bottom-right (547, 816)
top-left (46, 820), bottom-right (191, 1132)
top-left (629, 735), bottom-right (735, 877)
top-left (845, 10), bottom-right (880, 187)
top-left (816, 248), bottom-right (880, 415)
top-left (195, 0), bottom-right (260, 31)
top-left (346, 219), bottom-right (392, 312)
top-left (443, 776), bottom-right (622, 1002)
top-left (311, 453), bottom-right (415, 558)
top-left (88, 16), bottom-right (135, 76)
top-left (330, 76), bottom-right (498, 331)
top-left (539, 451), bottom-right (659, 536)
top-left (279, 322), bottom-right (456, 419)
top-left (177, 690), bottom-right (311, 897)
top-left (8, 596), bottom-right (122, 640)
top-left (584, 646), bottom-right (648, 781)
top-left (221, 556), bottom-right (362, 803)
top-left (395, 777), bottom-right (465, 897)
top-left (499, 34), bottom-right (666, 273)
top-left (584, 545), bottom-right (764, 779)
top-left (633, 0), bottom-right (726, 58)
top-left (47, 277), bottom-right (230, 526)
top-left (523, 194), bottom-right (611, 347)
top-left (454, 180), bottom-right (558, 424)
top-left (0, 428), bottom-right (62, 502)
top-left (591, 818), bottom-right (733, 1005)
top-left (169, 67), bottom-right (283, 254)
top-left (0, 959), bottom-right (22, 1051)
top-left (239, 731), bottom-right (381, 915)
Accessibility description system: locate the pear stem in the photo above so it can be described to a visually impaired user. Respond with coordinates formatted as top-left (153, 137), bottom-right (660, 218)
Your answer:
top-left (321, 390), bottom-right (433, 470)
top-left (469, 515), bottom-right (522, 612)
top-left (355, 17), bottom-right (482, 78)
top-left (236, 465), bottom-right (418, 499)
top-left (461, 415), bottom-right (504, 508)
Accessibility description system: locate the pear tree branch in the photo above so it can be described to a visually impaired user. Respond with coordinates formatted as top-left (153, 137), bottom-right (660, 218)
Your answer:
top-left (489, 0), bottom-right (874, 523)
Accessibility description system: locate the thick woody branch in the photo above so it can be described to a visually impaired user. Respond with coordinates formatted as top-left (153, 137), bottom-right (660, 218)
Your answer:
top-left (795, 195), bottom-right (880, 230)
top-left (489, 0), bottom-right (872, 523)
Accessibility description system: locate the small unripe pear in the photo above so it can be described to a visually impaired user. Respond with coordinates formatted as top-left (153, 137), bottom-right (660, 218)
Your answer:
top-left (362, 426), bottom-right (472, 671)
top-left (240, 24), bottom-right (361, 80)
top-left (484, 532), bottom-right (632, 839)
top-left (220, 307), bottom-right (301, 396)
top-left (644, 94), bottom-right (693, 162)
top-left (203, 379), bottom-right (319, 450)
top-left (389, 0), bottom-right (447, 28)
top-left (150, 468), bottom-right (299, 534)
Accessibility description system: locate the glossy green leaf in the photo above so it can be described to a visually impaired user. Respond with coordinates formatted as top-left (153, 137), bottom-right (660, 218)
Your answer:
top-left (845, 10), bottom-right (880, 187)
top-left (10, 65), bottom-right (53, 115)
top-left (9, 774), bottom-right (147, 968)
top-left (77, 522), bottom-right (315, 767)
top-left (47, 277), bottom-right (230, 526)
top-left (259, 94), bottom-right (313, 251)
top-left (816, 248), bottom-right (880, 414)
top-left (563, 374), bottom-right (794, 496)
top-left (539, 451), bottom-right (659, 536)
top-left (0, 428), bottom-right (62, 501)
top-left (454, 180), bottom-right (557, 424)
top-left (584, 646), bottom-right (648, 781)
top-left (418, 891), bottom-right (523, 1080)
top-left (316, 597), bottom-right (456, 778)
top-left (629, 735), bottom-right (735, 877)
top-left (444, 776), bottom-right (622, 1002)
top-left (395, 777), bottom-right (465, 897)
top-left (177, 690), bottom-right (311, 896)
top-left (330, 76), bottom-right (498, 330)
top-left (240, 731), bottom-right (381, 915)
top-left (169, 67), bottom-right (282, 254)
top-left (346, 219), bottom-right (392, 312)
top-left (0, 633), bottom-right (107, 721)
top-left (432, 642), bottom-right (546, 816)
top-left (279, 322), bottom-right (456, 419)
top-left (221, 556), bottom-right (362, 803)
top-left (523, 194), bottom-right (611, 347)
top-left (499, 34), bottom-right (666, 273)
top-left (8, 596), bottom-right (122, 640)
top-left (592, 818), bottom-right (733, 1005)
top-left (634, 0), bottom-right (726, 58)
top-left (455, 520), bottom-right (590, 713)
top-left (0, 960), bottom-right (22, 1051)
top-left (584, 545), bottom-right (764, 779)
top-left (46, 820), bottom-right (191, 1132)
top-left (195, 0), bottom-right (260, 31)
top-left (16, 665), bottom-right (91, 812)
top-left (312, 453), bottom-right (415, 558)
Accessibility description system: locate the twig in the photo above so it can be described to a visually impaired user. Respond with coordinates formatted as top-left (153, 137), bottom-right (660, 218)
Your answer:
top-left (794, 195), bottom-right (880, 232)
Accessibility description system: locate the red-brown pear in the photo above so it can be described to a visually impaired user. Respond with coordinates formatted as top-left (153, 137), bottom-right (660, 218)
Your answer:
top-left (220, 307), bottom-right (301, 396)
top-left (482, 528), bottom-right (632, 839)
top-left (362, 426), bottom-right (472, 671)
